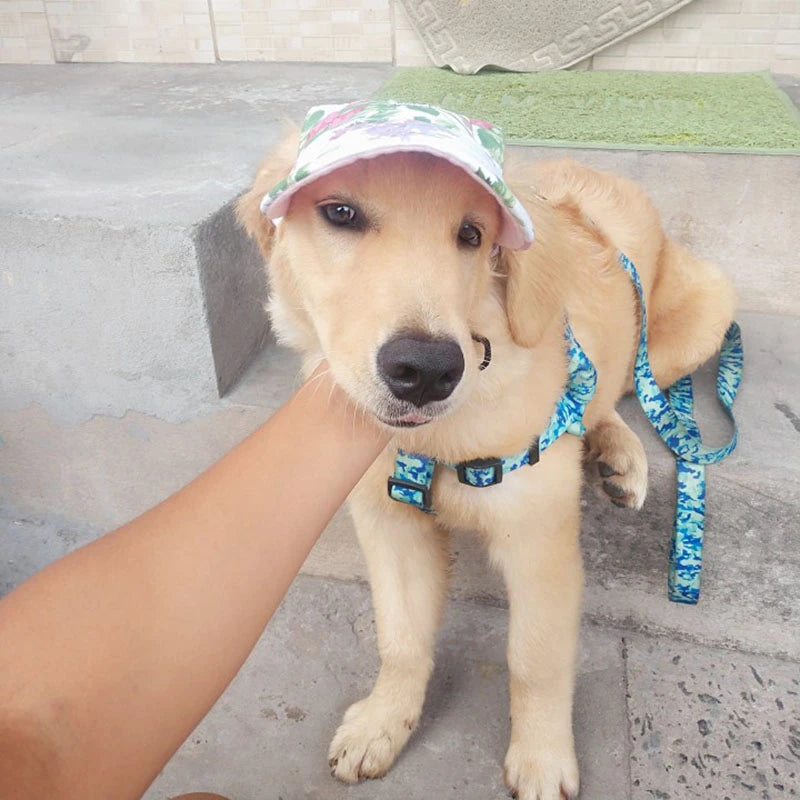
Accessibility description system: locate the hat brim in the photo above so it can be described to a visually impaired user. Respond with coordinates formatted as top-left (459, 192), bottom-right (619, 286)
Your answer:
top-left (260, 142), bottom-right (533, 251)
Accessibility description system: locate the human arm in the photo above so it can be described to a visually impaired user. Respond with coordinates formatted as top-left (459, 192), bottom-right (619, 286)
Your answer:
top-left (0, 369), bottom-right (389, 800)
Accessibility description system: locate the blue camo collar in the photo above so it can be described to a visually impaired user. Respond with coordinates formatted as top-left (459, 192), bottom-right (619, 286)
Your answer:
top-left (387, 320), bottom-right (597, 513)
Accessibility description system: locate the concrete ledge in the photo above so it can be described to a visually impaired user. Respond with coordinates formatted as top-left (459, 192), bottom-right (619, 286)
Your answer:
top-left (3, 310), bottom-right (798, 661)
top-left (507, 144), bottom-right (800, 318)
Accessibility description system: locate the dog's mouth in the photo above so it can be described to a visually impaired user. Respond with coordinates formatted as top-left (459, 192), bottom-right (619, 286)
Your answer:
top-left (376, 411), bottom-right (434, 428)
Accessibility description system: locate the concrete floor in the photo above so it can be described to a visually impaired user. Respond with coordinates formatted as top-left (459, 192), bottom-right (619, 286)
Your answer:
top-left (2, 64), bottom-right (799, 800)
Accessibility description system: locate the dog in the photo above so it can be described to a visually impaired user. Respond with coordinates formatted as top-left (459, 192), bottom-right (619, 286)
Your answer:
top-left (237, 102), bottom-right (735, 800)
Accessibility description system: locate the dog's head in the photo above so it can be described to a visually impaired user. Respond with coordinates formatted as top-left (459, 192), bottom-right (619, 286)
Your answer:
top-left (238, 106), bottom-right (572, 429)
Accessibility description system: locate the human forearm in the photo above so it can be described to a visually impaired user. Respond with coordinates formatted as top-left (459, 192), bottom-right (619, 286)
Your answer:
top-left (0, 371), bottom-right (389, 800)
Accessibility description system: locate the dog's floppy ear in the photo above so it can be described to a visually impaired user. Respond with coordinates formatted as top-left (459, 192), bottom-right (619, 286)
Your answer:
top-left (500, 248), bottom-right (568, 349)
top-left (500, 196), bottom-right (574, 348)
top-left (236, 128), bottom-right (299, 260)
top-left (501, 196), bottom-right (612, 348)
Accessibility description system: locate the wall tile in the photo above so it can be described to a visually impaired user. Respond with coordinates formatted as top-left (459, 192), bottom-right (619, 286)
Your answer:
top-left (588, 0), bottom-right (799, 74)
top-left (211, 0), bottom-right (392, 63)
top-left (0, 0), bottom-right (53, 64)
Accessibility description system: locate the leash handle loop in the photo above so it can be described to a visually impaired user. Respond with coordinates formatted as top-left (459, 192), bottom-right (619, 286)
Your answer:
top-left (619, 253), bottom-right (742, 465)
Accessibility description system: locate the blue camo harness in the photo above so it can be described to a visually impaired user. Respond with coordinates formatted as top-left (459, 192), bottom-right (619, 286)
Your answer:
top-left (388, 253), bottom-right (743, 605)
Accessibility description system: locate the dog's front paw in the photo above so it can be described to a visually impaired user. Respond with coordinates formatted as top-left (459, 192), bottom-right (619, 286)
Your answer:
top-left (585, 414), bottom-right (648, 510)
top-left (504, 739), bottom-right (579, 800)
top-left (328, 695), bottom-right (417, 783)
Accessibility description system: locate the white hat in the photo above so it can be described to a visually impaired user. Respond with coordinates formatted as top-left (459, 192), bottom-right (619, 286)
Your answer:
top-left (260, 100), bottom-right (534, 250)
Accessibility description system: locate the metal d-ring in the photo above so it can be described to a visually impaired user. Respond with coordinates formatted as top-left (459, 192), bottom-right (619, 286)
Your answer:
top-left (471, 333), bottom-right (492, 370)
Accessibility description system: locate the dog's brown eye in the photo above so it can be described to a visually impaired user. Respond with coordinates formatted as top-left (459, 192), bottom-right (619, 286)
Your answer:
top-left (458, 222), bottom-right (482, 248)
top-left (321, 203), bottom-right (358, 227)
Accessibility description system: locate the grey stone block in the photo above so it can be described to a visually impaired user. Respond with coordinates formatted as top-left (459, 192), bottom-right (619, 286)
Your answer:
top-left (143, 574), bottom-right (628, 800)
top-left (3, 63), bottom-right (798, 427)
top-left (625, 634), bottom-right (800, 800)
top-left (0, 213), bottom-right (218, 424)
top-left (0, 63), bottom-right (392, 228)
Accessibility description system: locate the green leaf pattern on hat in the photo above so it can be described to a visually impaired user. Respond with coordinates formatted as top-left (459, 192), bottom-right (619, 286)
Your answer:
top-left (474, 166), bottom-right (516, 210)
top-left (475, 126), bottom-right (505, 166)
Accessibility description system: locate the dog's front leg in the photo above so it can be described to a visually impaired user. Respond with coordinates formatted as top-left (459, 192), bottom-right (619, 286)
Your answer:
top-left (328, 489), bottom-right (448, 783)
top-left (489, 485), bottom-right (583, 800)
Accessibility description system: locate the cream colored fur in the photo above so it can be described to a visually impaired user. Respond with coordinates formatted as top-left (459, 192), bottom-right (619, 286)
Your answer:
top-left (238, 142), bottom-right (735, 800)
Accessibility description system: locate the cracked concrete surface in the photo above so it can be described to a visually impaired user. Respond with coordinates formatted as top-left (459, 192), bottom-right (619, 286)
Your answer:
top-left (626, 636), bottom-right (800, 799)
top-left (2, 64), bottom-right (799, 799)
top-left (135, 575), bottom-right (799, 800)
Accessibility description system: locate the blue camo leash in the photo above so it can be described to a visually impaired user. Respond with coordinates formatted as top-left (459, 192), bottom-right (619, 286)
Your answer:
top-left (618, 253), bottom-right (743, 603)
top-left (388, 253), bottom-right (743, 605)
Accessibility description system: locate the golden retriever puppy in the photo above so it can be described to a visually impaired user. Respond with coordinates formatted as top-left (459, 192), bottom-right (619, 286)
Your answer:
top-left (237, 105), bottom-right (734, 799)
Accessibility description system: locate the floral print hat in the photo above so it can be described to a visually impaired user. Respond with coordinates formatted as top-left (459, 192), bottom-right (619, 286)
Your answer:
top-left (260, 100), bottom-right (534, 250)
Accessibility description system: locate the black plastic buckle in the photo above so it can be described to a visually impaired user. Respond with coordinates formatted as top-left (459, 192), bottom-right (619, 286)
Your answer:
top-left (387, 476), bottom-right (433, 513)
top-left (456, 457), bottom-right (503, 487)
top-left (528, 438), bottom-right (540, 467)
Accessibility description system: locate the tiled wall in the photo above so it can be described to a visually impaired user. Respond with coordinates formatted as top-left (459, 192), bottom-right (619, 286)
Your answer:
top-left (1, 0), bottom-right (798, 74)
top-left (209, 0), bottom-right (392, 63)
top-left (41, 0), bottom-right (215, 63)
top-left (590, 0), bottom-right (800, 75)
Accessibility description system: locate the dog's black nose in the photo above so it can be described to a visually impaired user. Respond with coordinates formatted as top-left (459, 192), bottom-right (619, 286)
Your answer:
top-left (377, 334), bottom-right (464, 407)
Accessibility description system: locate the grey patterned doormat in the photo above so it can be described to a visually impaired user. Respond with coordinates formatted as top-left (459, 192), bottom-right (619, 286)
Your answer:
top-left (400, 0), bottom-right (697, 74)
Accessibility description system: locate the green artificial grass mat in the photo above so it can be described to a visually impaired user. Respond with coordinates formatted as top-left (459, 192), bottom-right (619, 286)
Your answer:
top-left (376, 69), bottom-right (800, 154)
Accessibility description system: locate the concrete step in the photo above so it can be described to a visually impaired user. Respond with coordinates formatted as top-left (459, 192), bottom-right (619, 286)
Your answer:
top-left (508, 144), bottom-right (800, 318)
top-left (142, 573), bottom-right (799, 800)
top-left (4, 309), bottom-right (796, 664)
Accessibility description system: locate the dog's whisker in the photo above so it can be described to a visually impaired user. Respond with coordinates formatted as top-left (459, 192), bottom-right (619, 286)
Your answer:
top-left (305, 362), bottom-right (331, 392)
top-left (306, 373), bottom-right (327, 400)
top-left (350, 403), bottom-right (358, 438)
